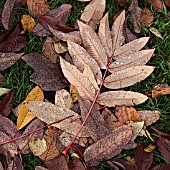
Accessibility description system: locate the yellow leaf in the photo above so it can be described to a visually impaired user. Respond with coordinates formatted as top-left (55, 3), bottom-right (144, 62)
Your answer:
top-left (17, 86), bottom-right (44, 130)
top-left (144, 143), bottom-right (155, 152)
top-left (21, 15), bottom-right (36, 32)
top-left (149, 27), bottom-right (163, 39)
top-left (145, 129), bottom-right (154, 142)
top-left (70, 84), bottom-right (79, 102)
top-left (54, 42), bottom-right (68, 54)
top-left (0, 88), bottom-right (11, 96)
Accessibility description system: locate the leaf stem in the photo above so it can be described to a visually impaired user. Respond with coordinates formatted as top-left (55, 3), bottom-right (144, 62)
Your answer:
top-left (0, 115), bottom-right (73, 146)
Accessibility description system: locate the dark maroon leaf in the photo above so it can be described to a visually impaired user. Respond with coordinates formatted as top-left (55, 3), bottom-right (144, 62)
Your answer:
top-left (157, 137), bottom-right (170, 162)
top-left (7, 155), bottom-right (23, 170)
top-left (151, 127), bottom-right (170, 139)
top-left (0, 29), bottom-right (12, 44)
top-left (115, 0), bottom-right (127, 9)
top-left (134, 144), bottom-right (154, 170)
top-left (0, 91), bottom-right (14, 117)
top-left (152, 163), bottom-right (170, 170)
top-left (68, 157), bottom-right (85, 170)
top-left (0, 53), bottom-right (23, 71)
top-left (0, 36), bottom-right (27, 52)
top-left (0, 73), bottom-right (5, 84)
top-left (22, 53), bottom-right (67, 91)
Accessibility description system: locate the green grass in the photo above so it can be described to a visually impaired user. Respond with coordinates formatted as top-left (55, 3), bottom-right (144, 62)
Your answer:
top-left (0, 0), bottom-right (170, 169)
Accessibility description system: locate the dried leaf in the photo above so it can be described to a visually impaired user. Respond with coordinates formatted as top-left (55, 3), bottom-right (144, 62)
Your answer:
top-left (7, 155), bottom-right (23, 170)
top-left (0, 91), bottom-right (14, 117)
top-left (67, 41), bottom-right (102, 82)
top-left (129, 0), bottom-right (142, 33)
top-left (134, 144), bottom-right (154, 170)
top-left (22, 53), bottom-right (67, 91)
top-left (29, 139), bottom-right (47, 156)
top-left (0, 73), bottom-right (5, 84)
top-left (115, 0), bottom-right (127, 9)
top-left (70, 85), bottom-right (79, 103)
top-left (0, 161), bottom-right (3, 170)
top-left (97, 91), bottom-right (148, 107)
top-left (27, 0), bottom-right (50, 17)
top-left (25, 101), bottom-right (90, 137)
top-left (152, 84), bottom-right (170, 99)
top-left (109, 49), bottom-right (155, 73)
top-left (0, 53), bottom-right (23, 71)
top-left (137, 110), bottom-right (160, 127)
top-left (35, 166), bottom-right (48, 170)
top-left (112, 10), bottom-right (125, 52)
top-left (149, 0), bottom-right (163, 12)
top-left (144, 144), bottom-right (155, 152)
top-left (21, 15), bottom-right (36, 32)
top-left (149, 27), bottom-right (163, 39)
top-left (124, 26), bottom-right (137, 43)
top-left (17, 86), bottom-right (44, 130)
top-left (68, 157), bottom-right (85, 170)
top-left (78, 21), bottom-right (108, 69)
top-left (115, 106), bottom-right (142, 123)
top-left (55, 89), bottom-right (73, 109)
top-left (153, 163), bottom-right (170, 170)
top-left (0, 88), bottom-right (11, 97)
top-left (140, 8), bottom-right (154, 27)
top-left (104, 66), bottom-right (154, 89)
top-left (157, 137), bottom-right (170, 162)
top-left (164, 0), bottom-right (170, 7)
top-left (54, 42), bottom-right (68, 54)
top-left (99, 12), bottom-right (112, 58)
top-left (84, 126), bottom-right (132, 166)
top-left (80, 0), bottom-right (105, 29)
top-left (60, 57), bottom-right (96, 101)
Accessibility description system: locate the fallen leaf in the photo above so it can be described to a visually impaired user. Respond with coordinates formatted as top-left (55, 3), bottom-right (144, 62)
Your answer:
top-left (68, 157), bottom-right (85, 170)
top-left (54, 42), bottom-right (68, 54)
top-left (157, 137), bottom-right (170, 162)
top-left (60, 57), bottom-right (96, 101)
top-left (134, 144), bottom-right (154, 170)
top-left (25, 101), bottom-right (90, 137)
top-left (152, 84), bottom-right (170, 99)
top-left (151, 127), bottom-right (170, 139)
top-left (124, 26), bottom-right (137, 43)
top-left (84, 126), bottom-right (132, 166)
top-left (115, 106), bottom-right (142, 123)
top-left (148, 0), bottom-right (163, 12)
top-left (55, 89), bottom-right (73, 109)
top-left (78, 21), bottom-right (108, 69)
top-left (17, 86), bottom-right (44, 130)
top-left (21, 15), bottom-right (36, 32)
top-left (70, 85), bottom-right (79, 103)
top-left (35, 166), bottom-right (48, 170)
top-left (0, 73), bottom-right (5, 84)
top-left (144, 144), bottom-right (155, 152)
top-left (29, 139), bottom-right (47, 156)
top-left (0, 88), bottom-right (11, 97)
top-left (0, 53), bottom-right (23, 71)
top-left (115, 0), bottom-right (127, 9)
top-left (129, 0), bottom-right (142, 33)
top-left (164, 0), bottom-right (170, 7)
top-left (27, 0), bottom-right (50, 17)
top-left (97, 91), bottom-right (148, 107)
top-left (140, 8), bottom-right (154, 27)
top-left (104, 66), bottom-right (154, 89)
top-left (0, 161), bottom-right (3, 170)
top-left (7, 155), bottom-right (23, 170)
top-left (152, 163), bottom-right (170, 170)
top-left (80, 0), bottom-right (105, 29)
top-left (0, 91), bottom-right (14, 117)
top-left (137, 110), bottom-right (160, 127)
top-left (22, 53), bottom-right (67, 91)
top-left (149, 27), bottom-right (163, 39)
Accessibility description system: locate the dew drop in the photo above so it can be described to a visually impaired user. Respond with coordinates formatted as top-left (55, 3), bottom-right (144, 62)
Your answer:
top-left (128, 56), bottom-right (132, 59)
top-left (115, 61), bottom-right (120, 65)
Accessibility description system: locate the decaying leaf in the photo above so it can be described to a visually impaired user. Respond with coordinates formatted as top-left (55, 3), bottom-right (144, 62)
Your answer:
top-left (149, 27), bottom-right (163, 39)
top-left (29, 139), bottom-right (47, 156)
top-left (157, 137), bottom-right (170, 162)
top-left (97, 91), bottom-right (148, 107)
top-left (54, 42), bottom-right (68, 54)
top-left (148, 0), bottom-right (163, 12)
top-left (144, 144), bottom-right (155, 153)
top-left (17, 86), bottom-right (44, 130)
top-left (68, 157), bottom-right (85, 170)
top-left (0, 88), bottom-right (11, 97)
top-left (60, 57), bottom-right (96, 101)
top-left (80, 0), bottom-right (106, 29)
top-left (27, 0), bottom-right (50, 17)
top-left (70, 85), bottom-right (79, 103)
top-left (21, 15), bottom-right (36, 32)
top-left (7, 155), bottom-right (23, 170)
top-left (55, 89), bottom-right (73, 109)
top-left (152, 84), bottom-right (170, 99)
top-left (0, 74), bottom-right (5, 84)
top-left (35, 166), bottom-right (48, 170)
top-left (164, 0), bottom-right (170, 7)
top-left (115, 0), bottom-right (127, 9)
top-left (140, 8), bottom-right (154, 27)
top-left (129, 0), bottom-right (142, 33)
top-left (153, 163), bottom-right (170, 170)
top-left (25, 101), bottom-right (90, 137)
top-left (84, 126), bottom-right (132, 166)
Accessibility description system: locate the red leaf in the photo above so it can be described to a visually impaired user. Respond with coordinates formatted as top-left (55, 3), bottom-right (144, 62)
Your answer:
top-left (115, 0), bottom-right (127, 9)
top-left (148, 0), bottom-right (163, 12)
top-left (153, 163), bottom-right (170, 170)
top-left (68, 157), bottom-right (85, 170)
top-left (0, 91), bottom-right (14, 117)
top-left (151, 127), bottom-right (170, 139)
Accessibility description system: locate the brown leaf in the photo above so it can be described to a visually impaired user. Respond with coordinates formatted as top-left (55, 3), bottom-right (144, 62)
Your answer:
top-left (0, 91), bottom-right (14, 117)
top-left (152, 84), bottom-right (170, 99)
top-left (134, 144), bottom-right (154, 170)
top-left (148, 0), bottom-right (163, 12)
top-left (7, 155), bottom-right (23, 170)
top-left (141, 8), bottom-right (154, 27)
top-left (0, 161), bottom-right (3, 170)
top-left (157, 137), bottom-right (170, 162)
top-left (22, 53), bottom-right (67, 91)
top-left (84, 126), bottom-right (132, 166)
top-left (80, 0), bottom-right (105, 29)
top-left (109, 49), bottom-right (155, 73)
top-left (60, 57), bottom-right (96, 101)
top-left (0, 73), bottom-right (5, 84)
top-left (79, 96), bottom-right (111, 142)
top-left (27, 0), bottom-right (50, 17)
top-left (152, 163), bottom-right (170, 170)
top-left (44, 154), bottom-right (68, 170)
top-left (68, 157), bottom-right (85, 170)
top-left (137, 110), bottom-right (160, 127)
top-left (33, 4), bottom-right (72, 36)
top-left (164, 0), bottom-right (170, 7)
top-left (104, 66), bottom-right (154, 89)
top-left (124, 26), bottom-right (137, 43)
top-left (115, 0), bottom-right (127, 9)
top-left (25, 101), bottom-right (90, 137)
top-left (78, 21), bottom-right (108, 69)
top-left (35, 166), bottom-right (48, 170)
top-left (129, 0), bottom-right (142, 33)
top-left (115, 106), bottom-right (142, 123)
top-left (97, 91), bottom-right (148, 107)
